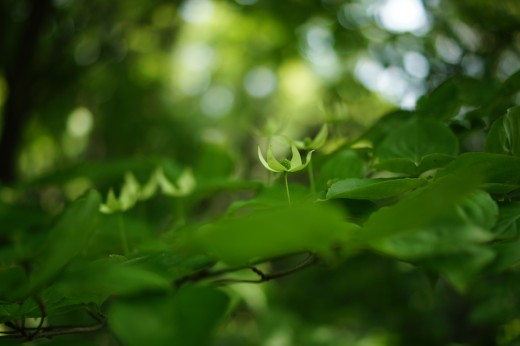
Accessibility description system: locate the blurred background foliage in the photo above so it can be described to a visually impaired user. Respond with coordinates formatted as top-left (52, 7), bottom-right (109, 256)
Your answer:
top-left (2, 0), bottom-right (518, 185)
top-left (1, 0), bottom-right (520, 345)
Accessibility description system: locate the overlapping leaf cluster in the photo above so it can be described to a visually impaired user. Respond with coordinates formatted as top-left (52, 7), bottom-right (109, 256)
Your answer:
top-left (1, 74), bottom-right (520, 345)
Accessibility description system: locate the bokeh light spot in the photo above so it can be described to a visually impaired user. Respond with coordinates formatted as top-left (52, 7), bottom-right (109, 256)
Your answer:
top-left (180, 0), bottom-right (214, 24)
top-left (244, 67), bottom-right (277, 98)
top-left (403, 51), bottom-right (429, 79)
top-left (67, 107), bottom-right (94, 137)
top-left (201, 86), bottom-right (235, 117)
top-left (377, 0), bottom-right (430, 33)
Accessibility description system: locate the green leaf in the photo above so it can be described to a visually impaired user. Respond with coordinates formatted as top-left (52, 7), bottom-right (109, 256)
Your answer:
top-left (423, 246), bottom-right (495, 292)
top-left (373, 190), bottom-right (496, 259)
top-left (195, 144), bottom-right (235, 180)
top-left (436, 152), bottom-right (520, 184)
top-left (195, 203), bottom-right (360, 265)
top-left (455, 189), bottom-right (498, 229)
top-left (225, 185), bottom-right (305, 214)
top-left (109, 287), bottom-right (229, 346)
top-left (361, 174), bottom-right (481, 243)
top-left (376, 118), bottom-right (459, 165)
top-left (415, 78), bottom-right (460, 120)
top-left (326, 178), bottom-right (427, 200)
top-left (0, 202), bottom-right (49, 235)
top-left (354, 110), bottom-right (415, 146)
top-left (372, 190), bottom-right (497, 291)
top-left (54, 259), bottom-right (172, 306)
top-left (12, 190), bottom-right (101, 299)
top-left (374, 158), bottom-right (418, 175)
top-left (375, 153), bottom-right (456, 176)
top-left (492, 202), bottom-right (520, 240)
top-left (0, 266), bottom-right (26, 299)
top-left (482, 183), bottom-right (520, 194)
top-left (493, 237), bottom-right (520, 271)
top-left (486, 106), bottom-right (520, 156)
top-left (316, 149), bottom-right (365, 190)
top-left (417, 153), bottom-right (456, 172)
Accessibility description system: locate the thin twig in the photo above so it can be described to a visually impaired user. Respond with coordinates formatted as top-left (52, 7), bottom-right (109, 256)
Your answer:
top-left (174, 251), bottom-right (312, 287)
top-left (28, 295), bottom-right (46, 340)
top-left (86, 310), bottom-right (105, 324)
top-left (214, 253), bottom-right (317, 285)
top-left (11, 323), bottom-right (105, 340)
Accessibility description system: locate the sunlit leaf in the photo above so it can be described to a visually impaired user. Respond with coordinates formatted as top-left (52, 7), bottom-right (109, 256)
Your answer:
top-left (326, 178), bottom-right (427, 200)
top-left (195, 203), bottom-right (359, 264)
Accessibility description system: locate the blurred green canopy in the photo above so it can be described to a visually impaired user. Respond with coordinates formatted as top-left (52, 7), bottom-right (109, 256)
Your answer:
top-left (0, 0), bottom-right (519, 183)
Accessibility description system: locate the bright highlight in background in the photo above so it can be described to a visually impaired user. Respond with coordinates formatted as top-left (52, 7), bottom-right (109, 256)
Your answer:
top-left (244, 67), bottom-right (277, 98)
top-left (67, 107), bottom-right (93, 137)
top-left (377, 0), bottom-right (430, 33)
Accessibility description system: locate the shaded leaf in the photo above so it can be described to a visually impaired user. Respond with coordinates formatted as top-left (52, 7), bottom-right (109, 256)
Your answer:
top-left (316, 149), bottom-right (365, 191)
top-left (376, 118), bottom-right (459, 165)
top-left (492, 202), bottom-right (520, 240)
top-left (12, 190), bottom-right (101, 299)
top-left (109, 287), bottom-right (229, 346)
top-left (486, 106), bottom-right (520, 156)
top-left (54, 259), bottom-right (172, 306)
top-left (436, 152), bottom-right (520, 184)
top-left (415, 78), bottom-right (460, 120)
top-left (423, 246), bottom-right (495, 292)
top-left (372, 190), bottom-right (497, 291)
top-left (362, 174), bottom-right (481, 243)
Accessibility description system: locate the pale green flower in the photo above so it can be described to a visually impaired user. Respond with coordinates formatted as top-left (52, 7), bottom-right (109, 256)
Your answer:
top-left (258, 144), bottom-right (313, 173)
top-left (293, 124), bottom-right (328, 150)
top-left (155, 167), bottom-right (196, 197)
top-left (100, 173), bottom-right (140, 214)
top-left (99, 168), bottom-right (196, 214)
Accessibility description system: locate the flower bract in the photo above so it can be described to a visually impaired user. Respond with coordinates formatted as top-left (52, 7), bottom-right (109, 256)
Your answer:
top-left (258, 144), bottom-right (313, 173)
top-left (293, 124), bottom-right (328, 150)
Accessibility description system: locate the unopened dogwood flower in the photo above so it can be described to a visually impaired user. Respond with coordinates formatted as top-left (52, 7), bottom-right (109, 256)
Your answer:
top-left (100, 167), bottom-right (196, 214)
top-left (293, 124), bottom-right (328, 150)
top-left (100, 172), bottom-right (141, 213)
top-left (258, 143), bottom-right (313, 173)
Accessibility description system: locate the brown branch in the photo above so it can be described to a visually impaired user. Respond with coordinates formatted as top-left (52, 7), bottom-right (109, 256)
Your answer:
top-left (213, 253), bottom-right (317, 285)
top-left (2, 306), bottom-right (106, 341)
top-left (4, 323), bottom-right (105, 340)
top-left (28, 295), bottom-right (46, 340)
top-left (174, 251), bottom-right (316, 288)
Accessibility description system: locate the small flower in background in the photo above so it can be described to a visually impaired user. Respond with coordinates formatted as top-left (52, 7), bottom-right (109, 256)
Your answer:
top-left (100, 173), bottom-right (140, 214)
top-left (257, 143), bottom-right (313, 173)
top-left (155, 167), bottom-right (196, 197)
top-left (100, 167), bottom-right (196, 214)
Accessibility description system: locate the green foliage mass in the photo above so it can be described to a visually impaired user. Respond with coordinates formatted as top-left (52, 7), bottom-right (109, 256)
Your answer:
top-left (1, 0), bottom-right (520, 345)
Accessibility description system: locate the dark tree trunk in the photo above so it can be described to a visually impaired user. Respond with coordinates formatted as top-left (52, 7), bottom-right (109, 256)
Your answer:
top-left (0, 0), bottom-right (53, 183)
